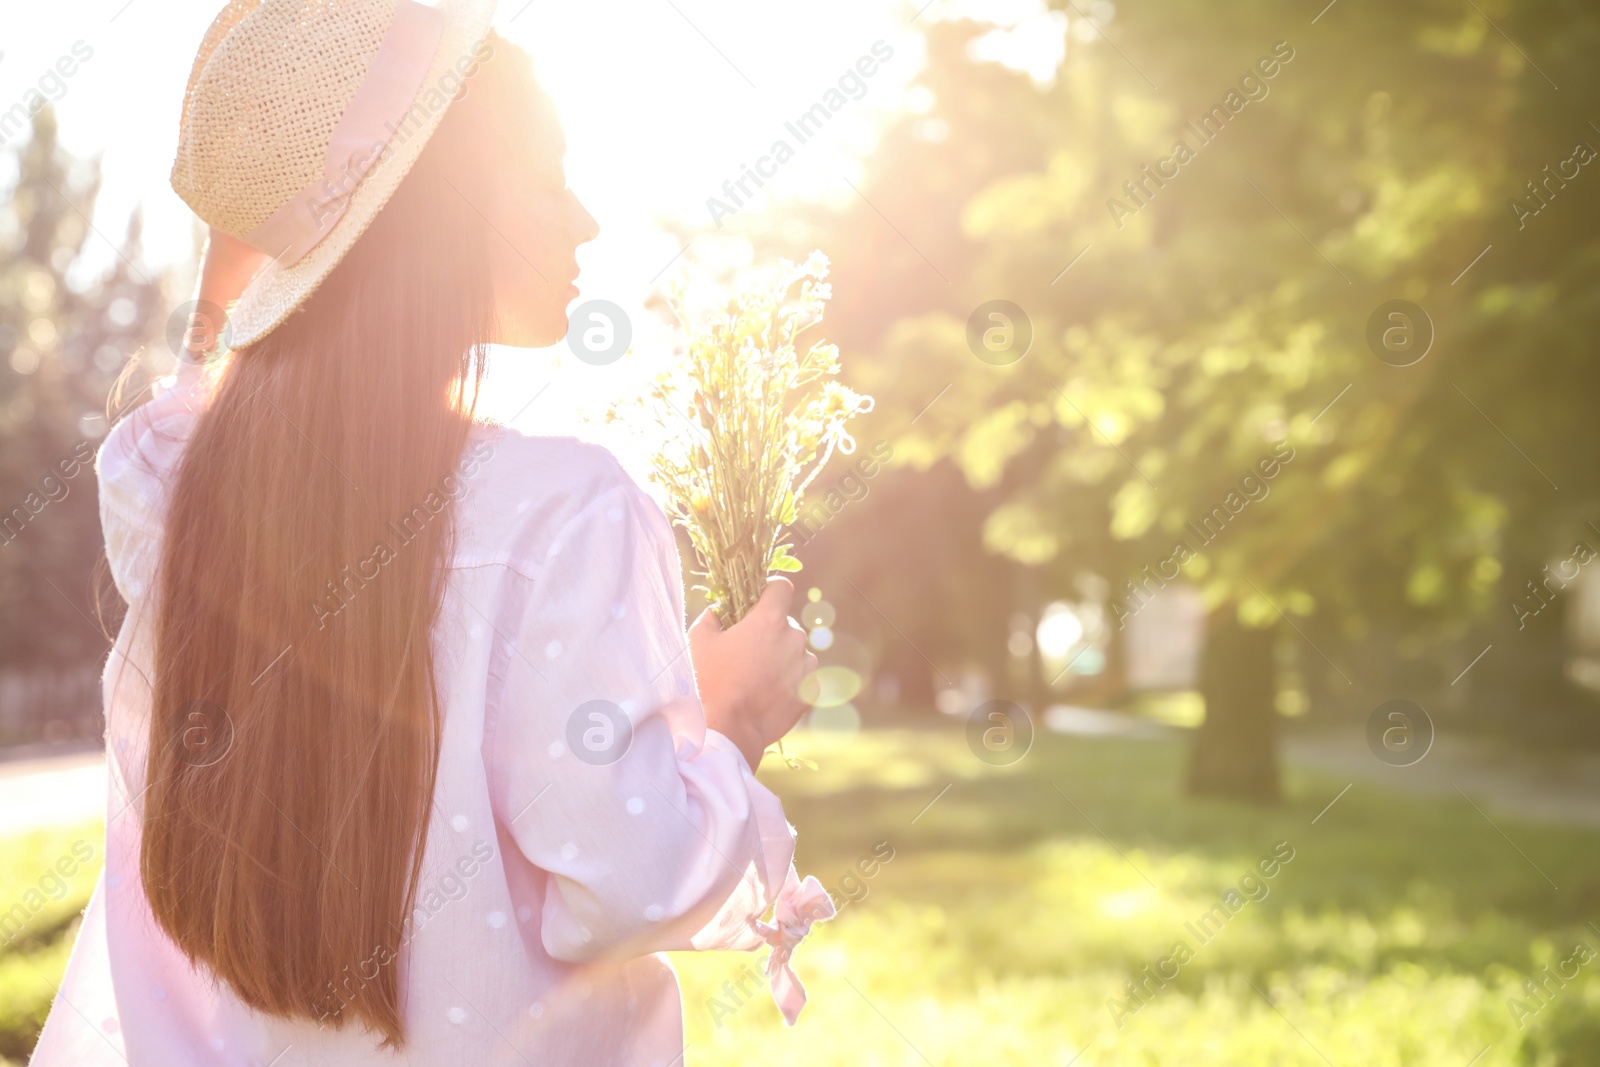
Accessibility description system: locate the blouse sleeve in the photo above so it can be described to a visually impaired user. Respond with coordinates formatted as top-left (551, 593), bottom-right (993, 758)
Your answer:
top-left (484, 480), bottom-right (796, 964)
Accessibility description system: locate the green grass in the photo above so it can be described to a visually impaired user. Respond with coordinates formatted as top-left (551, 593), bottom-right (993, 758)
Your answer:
top-left (7, 730), bottom-right (1600, 1065)
top-left (0, 821), bottom-right (102, 1065)
top-left (674, 726), bottom-right (1600, 1067)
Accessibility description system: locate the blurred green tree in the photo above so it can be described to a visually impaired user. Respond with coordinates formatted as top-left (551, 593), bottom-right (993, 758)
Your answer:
top-left (759, 0), bottom-right (1600, 797)
top-left (0, 107), bottom-right (167, 682)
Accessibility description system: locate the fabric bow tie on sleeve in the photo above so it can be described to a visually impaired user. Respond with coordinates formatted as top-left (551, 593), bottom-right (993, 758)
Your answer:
top-left (751, 869), bottom-right (837, 1025)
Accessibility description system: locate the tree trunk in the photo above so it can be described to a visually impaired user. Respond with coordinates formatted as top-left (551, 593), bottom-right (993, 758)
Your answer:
top-left (1186, 607), bottom-right (1281, 802)
top-left (1470, 581), bottom-right (1600, 748)
top-left (1016, 563), bottom-right (1057, 714)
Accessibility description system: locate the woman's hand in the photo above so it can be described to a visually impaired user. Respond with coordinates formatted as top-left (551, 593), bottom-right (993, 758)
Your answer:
top-left (690, 577), bottom-right (817, 771)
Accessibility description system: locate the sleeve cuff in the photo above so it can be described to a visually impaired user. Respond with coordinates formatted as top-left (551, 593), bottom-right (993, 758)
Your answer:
top-left (703, 727), bottom-right (797, 922)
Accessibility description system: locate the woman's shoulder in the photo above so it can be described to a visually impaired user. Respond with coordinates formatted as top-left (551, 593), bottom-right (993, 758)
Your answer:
top-left (96, 365), bottom-right (211, 600)
top-left (98, 365), bottom-right (208, 509)
top-left (450, 422), bottom-right (668, 576)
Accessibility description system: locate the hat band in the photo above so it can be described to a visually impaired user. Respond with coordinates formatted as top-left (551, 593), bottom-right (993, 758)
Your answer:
top-left (243, 0), bottom-right (447, 266)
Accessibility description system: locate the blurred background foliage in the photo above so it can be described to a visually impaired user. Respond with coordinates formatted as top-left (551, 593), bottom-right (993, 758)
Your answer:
top-left (724, 0), bottom-right (1600, 796)
top-left (4, 0), bottom-right (1598, 782)
top-left (8, 0), bottom-right (1600, 1062)
top-left (0, 108), bottom-right (164, 743)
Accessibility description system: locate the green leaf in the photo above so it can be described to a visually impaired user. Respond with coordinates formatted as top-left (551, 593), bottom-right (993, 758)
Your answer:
top-left (770, 554), bottom-right (804, 572)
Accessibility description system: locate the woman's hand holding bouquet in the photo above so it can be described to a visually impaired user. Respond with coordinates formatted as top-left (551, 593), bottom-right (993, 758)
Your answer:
top-left (690, 576), bottom-right (817, 771)
top-left (632, 251), bottom-right (873, 768)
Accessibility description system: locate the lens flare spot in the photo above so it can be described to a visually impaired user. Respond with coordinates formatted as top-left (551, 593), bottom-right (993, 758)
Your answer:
top-left (798, 665), bottom-right (862, 708)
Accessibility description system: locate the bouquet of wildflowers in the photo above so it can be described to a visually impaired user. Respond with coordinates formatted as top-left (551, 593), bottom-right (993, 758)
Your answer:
top-left (635, 252), bottom-right (872, 758)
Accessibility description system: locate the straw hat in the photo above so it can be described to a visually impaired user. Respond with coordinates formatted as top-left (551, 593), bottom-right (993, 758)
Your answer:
top-left (172, 0), bottom-right (499, 349)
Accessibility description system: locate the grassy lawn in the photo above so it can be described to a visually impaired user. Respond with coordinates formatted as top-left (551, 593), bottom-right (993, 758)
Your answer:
top-left (6, 726), bottom-right (1600, 1064)
top-left (0, 820), bottom-right (102, 1065)
top-left (676, 726), bottom-right (1600, 1067)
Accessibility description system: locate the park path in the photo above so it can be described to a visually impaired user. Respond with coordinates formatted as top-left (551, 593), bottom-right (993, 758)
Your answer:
top-left (0, 743), bottom-right (106, 836)
top-left (1048, 705), bottom-right (1600, 830)
top-left (1280, 726), bottom-right (1600, 830)
top-left (4, 711), bottom-right (1600, 836)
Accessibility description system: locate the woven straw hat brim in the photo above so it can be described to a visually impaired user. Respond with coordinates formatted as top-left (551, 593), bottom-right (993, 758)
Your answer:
top-left (222, 0), bottom-right (498, 349)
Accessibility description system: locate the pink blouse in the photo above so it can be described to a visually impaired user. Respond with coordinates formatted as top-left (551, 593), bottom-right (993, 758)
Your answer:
top-left (30, 363), bottom-right (806, 1066)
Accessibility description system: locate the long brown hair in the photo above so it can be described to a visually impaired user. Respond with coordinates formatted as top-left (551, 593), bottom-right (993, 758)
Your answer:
top-left (140, 41), bottom-right (521, 1046)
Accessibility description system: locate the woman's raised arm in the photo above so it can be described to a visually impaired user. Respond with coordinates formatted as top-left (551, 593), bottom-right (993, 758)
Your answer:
top-left (182, 227), bottom-right (266, 361)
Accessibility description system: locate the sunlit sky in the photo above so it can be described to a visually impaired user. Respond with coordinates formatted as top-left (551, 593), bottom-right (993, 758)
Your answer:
top-left (1, 0), bottom-right (1073, 468)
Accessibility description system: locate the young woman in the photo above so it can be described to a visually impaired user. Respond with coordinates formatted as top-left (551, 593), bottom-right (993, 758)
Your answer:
top-left (31, 2), bottom-right (821, 1064)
